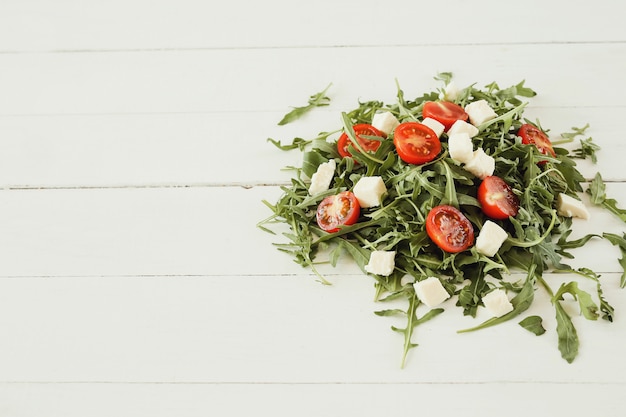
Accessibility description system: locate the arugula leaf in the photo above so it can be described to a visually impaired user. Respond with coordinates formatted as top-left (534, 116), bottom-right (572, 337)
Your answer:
top-left (602, 232), bottom-right (626, 288)
top-left (572, 137), bottom-right (601, 163)
top-left (553, 281), bottom-right (599, 321)
top-left (278, 83), bottom-right (332, 125)
top-left (267, 129), bottom-right (340, 152)
top-left (550, 281), bottom-right (599, 363)
top-left (519, 316), bottom-right (546, 335)
top-left (554, 300), bottom-right (579, 363)
top-left (587, 172), bottom-right (626, 222)
top-left (387, 290), bottom-right (444, 368)
top-left (559, 124), bottom-right (590, 141)
top-left (570, 267), bottom-right (615, 321)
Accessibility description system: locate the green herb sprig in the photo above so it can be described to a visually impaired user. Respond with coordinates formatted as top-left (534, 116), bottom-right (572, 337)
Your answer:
top-left (277, 83), bottom-right (332, 125)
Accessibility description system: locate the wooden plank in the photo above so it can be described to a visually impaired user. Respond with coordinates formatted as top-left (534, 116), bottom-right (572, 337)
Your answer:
top-left (0, 185), bottom-right (623, 278)
top-left (0, 106), bottom-right (621, 189)
top-left (0, 382), bottom-right (623, 417)
top-left (0, 0), bottom-right (623, 51)
top-left (0, 44), bottom-right (625, 116)
top-left (0, 273), bottom-right (623, 383)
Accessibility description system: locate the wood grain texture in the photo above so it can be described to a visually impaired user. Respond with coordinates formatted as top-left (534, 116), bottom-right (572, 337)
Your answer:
top-left (0, 0), bottom-right (625, 415)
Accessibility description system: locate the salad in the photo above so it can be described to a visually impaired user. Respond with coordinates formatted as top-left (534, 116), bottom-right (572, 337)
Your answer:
top-left (258, 73), bottom-right (626, 367)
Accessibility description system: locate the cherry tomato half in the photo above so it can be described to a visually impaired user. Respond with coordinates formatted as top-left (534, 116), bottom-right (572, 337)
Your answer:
top-left (518, 123), bottom-right (556, 159)
top-left (337, 124), bottom-right (384, 158)
top-left (393, 122), bottom-right (441, 165)
top-left (425, 205), bottom-right (474, 253)
top-left (422, 101), bottom-right (469, 131)
top-left (477, 176), bottom-right (520, 220)
top-left (316, 191), bottom-right (361, 233)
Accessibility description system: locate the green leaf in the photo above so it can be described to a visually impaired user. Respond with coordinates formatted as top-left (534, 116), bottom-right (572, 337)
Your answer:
top-left (519, 316), bottom-right (546, 335)
top-left (553, 281), bottom-right (599, 321)
top-left (561, 124), bottom-right (589, 139)
top-left (587, 171), bottom-right (606, 205)
top-left (554, 301), bottom-right (579, 363)
top-left (561, 267), bottom-right (615, 322)
top-left (388, 290), bottom-right (445, 368)
top-left (267, 137), bottom-right (312, 151)
top-left (277, 83), bottom-right (332, 125)
top-left (572, 137), bottom-right (600, 163)
top-left (301, 151), bottom-right (329, 179)
top-left (434, 72), bottom-right (454, 85)
top-left (587, 172), bottom-right (626, 222)
top-left (601, 198), bottom-right (626, 223)
top-left (602, 232), bottom-right (626, 288)
top-left (550, 281), bottom-right (599, 363)
top-left (374, 309), bottom-right (406, 317)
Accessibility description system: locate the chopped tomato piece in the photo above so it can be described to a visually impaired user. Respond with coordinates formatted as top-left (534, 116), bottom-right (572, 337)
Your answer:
top-left (422, 101), bottom-right (469, 131)
top-left (393, 122), bottom-right (441, 165)
top-left (518, 123), bottom-right (556, 159)
top-left (337, 124), bottom-right (384, 158)
top-left (316, 191), bottom-right (360, 233)
top-left (477, 176), bottom-right (520, 220)
top-left (425, 205), bottom-right (474, 253)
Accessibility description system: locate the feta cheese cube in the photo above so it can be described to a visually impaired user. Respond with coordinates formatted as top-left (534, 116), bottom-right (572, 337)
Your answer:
top-left (421, 117), bottom-right (445, 138)
top-left (557, 193), bottom-right (590, 220)
top-left (465, 100), bottom-right (498, 126)
top-left (475, 220), bottom-right (508, 257)
top-left (365, 250), bottom-right (396, 276)
top-left (447, 120), bottom-right (479, 138)
top-left (438, 81), bottom-right (461, 101)
top-left (353, 176), bottom-right (387, 208)
top-left (371, 111), bottom-right (399, 136)
top-left (308, 159), bottom-right (336, 196)
top-left (482, 289), bottom-right (514, 317)
top-left (413, 277), bottom-right (450, 307)
top-left (464, 148), bottom-right (495, 179)
top-left (448, 132), bottom-right (474, 164)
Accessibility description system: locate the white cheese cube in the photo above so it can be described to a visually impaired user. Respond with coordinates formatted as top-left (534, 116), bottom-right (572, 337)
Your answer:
top-left (447, 120), bottom-right (479, 138)
top-left (482, 289), bottom-right (514, 317)
top-left (365, 250), bottom-right (396, 276)
top-left (438, 81), bottom-right (461, 101)
top-left (464, 148), bottom-right (495, 179)
top-left (448, 132), bottom-right (474, 164)
top-left (557, 193), bottom-right (590, 220)
top-left (421, 117), bottom-right (445, 138)
top-left (371, 111), bottom-right (399, 136)
top-left (465, 100), bottom-right (498, 126)
top-left (353, 176), bottom-right (387, 208)
top-left (308, 159), bottom-right (336, 196)
top-left (413, 277), bottom-right (450, 307)
top-left (475, 220), bottom-right (508, 257)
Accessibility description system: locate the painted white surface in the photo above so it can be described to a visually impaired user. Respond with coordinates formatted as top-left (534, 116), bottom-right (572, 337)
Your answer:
top-left (0, 1), bottom-right (625, 415)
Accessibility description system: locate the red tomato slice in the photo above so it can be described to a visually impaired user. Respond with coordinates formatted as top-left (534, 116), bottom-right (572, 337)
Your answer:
top-left (477, 176), bottom-right (520, 220)
top-left (393, 122), bottom-right (441, 165)
top-left (422, 101), bottom-right (469, 131)
top-left (337, 124), bottom-right (384, 158)
top-left (425, 205), bottom-right (474, 253)
top-left (316, 191), bottom-right (361, 233)
top-left (518, 123), bottom-right (556, 159)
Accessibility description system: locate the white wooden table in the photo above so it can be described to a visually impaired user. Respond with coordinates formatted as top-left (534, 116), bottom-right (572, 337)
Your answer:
top-left (1, 1), bottom-right (625, 415)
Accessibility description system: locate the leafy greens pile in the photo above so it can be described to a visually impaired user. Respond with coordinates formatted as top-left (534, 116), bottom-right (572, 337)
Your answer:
top-left (258, 73), bottom-right (626, 367)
